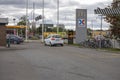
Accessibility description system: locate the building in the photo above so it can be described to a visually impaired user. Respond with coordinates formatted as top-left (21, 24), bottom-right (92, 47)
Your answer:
top-left (0, 18), bottom-right (8, 46)
top-left (92, 30), bottom-right (110, 38)
top-left (40, 24), bottom-right (53, 28)
top-left (57, 24), bottom-right (65, 29)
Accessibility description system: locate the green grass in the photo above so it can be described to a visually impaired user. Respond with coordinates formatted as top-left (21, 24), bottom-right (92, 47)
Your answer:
top-left (71, 44), bottom-right (80, 46)
top-left (67, 43), bottom-right (120, 53)
top-left (68, 43), bottom-right (80, 46)
top-left (99, 48), bottom-right (120, 53)
top-left (67, 43), bottom-right (85, 48)
top-left (70, 44), bottom-right (120, 53)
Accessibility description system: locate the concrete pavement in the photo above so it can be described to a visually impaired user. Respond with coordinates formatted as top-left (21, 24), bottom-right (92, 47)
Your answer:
top-left (0, 42), bottom-right (120, 80)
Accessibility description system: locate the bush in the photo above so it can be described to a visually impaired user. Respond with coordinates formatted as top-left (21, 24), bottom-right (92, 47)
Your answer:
top-left (29, 36), bottom-right (39, 40)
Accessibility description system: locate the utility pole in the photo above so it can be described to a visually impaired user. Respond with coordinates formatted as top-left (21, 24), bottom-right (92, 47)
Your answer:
top-left (99, 15), bottom-right (103, 48)
top-left (91, 19), bottom-right (96, 37)
top-left (33, 2), bottom-right (35, 23)
top-left (32, 2), bottom-right (36, 36)
top-left (100, 15), bottom-right (103, 34)
top-left (42, 0), bottom-right (44, 42)
top-left (25, 0), bottom-right (28, 41)
top-left (57, 0), bottom-right (59, 34)
top-left (13, 18), bottom-right (16, 35)
top-left (91, 20), bottom-right (93, 37)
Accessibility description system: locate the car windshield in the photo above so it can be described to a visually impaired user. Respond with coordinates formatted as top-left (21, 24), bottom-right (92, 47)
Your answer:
top-left (52, 35), bottom-right (61, 38)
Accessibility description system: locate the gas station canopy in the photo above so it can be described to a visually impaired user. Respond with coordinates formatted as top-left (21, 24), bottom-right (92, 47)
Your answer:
top-left (6, 25), bottom-right (27, 29)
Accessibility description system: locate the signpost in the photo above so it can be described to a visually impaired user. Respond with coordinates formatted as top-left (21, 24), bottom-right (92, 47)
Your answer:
top-left (75, 9), bottom-right (87, 44)
top-left (78, 19), bottom-right (85, 26)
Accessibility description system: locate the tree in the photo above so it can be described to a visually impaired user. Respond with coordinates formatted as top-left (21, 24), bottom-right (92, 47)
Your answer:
top-left (36, 26), bottom-right (42, 35)
top-left (87, 28), bottom-right (92, 38)
top-left (105, 15), bottom-right (120, 39)
top-left (36, 26), bottom-right (67, 35)
top-left (17, 15), bottom-right (30, 37)
top-left (105, 4), bottom-right (120, 39)
top-left (17, 15), bottom-right (28, 26)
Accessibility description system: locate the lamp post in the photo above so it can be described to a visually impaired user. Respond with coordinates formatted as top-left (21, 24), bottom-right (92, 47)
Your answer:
top-left (42, 0), bottom-right (44, 42)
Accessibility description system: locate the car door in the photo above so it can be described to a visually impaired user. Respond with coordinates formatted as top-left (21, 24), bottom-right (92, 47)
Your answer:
top-left (45, 35), bottom-right (51, 45)
top-left (10, 36), bottom-right (15, 43)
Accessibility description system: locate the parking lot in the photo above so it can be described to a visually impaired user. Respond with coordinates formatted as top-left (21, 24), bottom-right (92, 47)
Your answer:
top-left (0, 42), bottom-right (120, 80)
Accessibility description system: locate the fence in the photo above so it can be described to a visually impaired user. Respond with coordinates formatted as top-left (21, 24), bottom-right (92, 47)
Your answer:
top-left (79, 39), bottom-right (114, 48)
top-left (111, 39), bottom-right (120, 49)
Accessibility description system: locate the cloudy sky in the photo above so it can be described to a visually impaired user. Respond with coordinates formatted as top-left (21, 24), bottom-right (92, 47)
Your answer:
top-left (0, 0), bottom-right (112, 30)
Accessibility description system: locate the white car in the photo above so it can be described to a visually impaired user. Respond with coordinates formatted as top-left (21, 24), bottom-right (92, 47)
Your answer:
top-left (44, 34), bottom-right (64, 46)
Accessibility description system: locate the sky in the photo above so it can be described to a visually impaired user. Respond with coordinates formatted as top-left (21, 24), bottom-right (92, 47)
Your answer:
top-left (0, 0), bottom-right (112, 30)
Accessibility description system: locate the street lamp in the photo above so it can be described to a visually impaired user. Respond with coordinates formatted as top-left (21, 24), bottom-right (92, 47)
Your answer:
top-left (13, 18), bottom-right (16, 35)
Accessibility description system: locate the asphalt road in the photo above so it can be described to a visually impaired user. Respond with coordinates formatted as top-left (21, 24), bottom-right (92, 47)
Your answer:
top-left (0, 42), bottom-right (120, 80)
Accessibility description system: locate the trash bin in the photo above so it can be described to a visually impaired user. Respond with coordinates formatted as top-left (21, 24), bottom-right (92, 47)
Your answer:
top-left (68, 38), bottom-right (73, 44)
top-left (68, 30), bottom-right (74, 44)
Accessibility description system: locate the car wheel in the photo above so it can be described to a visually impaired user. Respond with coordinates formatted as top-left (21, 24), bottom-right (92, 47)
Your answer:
top-left (44, 43), bottom-right (47, 46)
top-left (50, 42), bottom-right (53, 47)
top-left (17, 42), bottom-right (20, 44)
top-left (61, 44), bottom-right (64, 46)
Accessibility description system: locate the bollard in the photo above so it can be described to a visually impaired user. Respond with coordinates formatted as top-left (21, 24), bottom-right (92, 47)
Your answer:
top-left (7, 36), bottom-right (10, 48)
